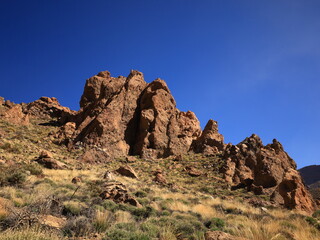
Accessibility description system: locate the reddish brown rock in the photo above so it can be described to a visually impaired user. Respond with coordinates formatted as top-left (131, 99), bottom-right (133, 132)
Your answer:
top-left (71, 70), bottom-right (147, 158)
top-left (277, 169), bottom-right (316, 212)
top-left (78, 148), bottom-right (110, 163)
top-left (2, 105), bottom-right (29, 125)
top-left (185, 166), bottom-right (203, 177)
top-left (99, 181), bottom-right (141, 207)
top-left (0, 97), bottom-right (4, 105)
top-left (57, 70), bottom-right (201, 160)
top-left (4, 100), bottom-right (15, 108)
top-left (134, 79), bottom-right (201, 158)
top-left (35, 151), bottom-right (66, 169)
top-left (52, 122), bottom-right (76, 145)
top-left (25, 97), bottom-right (76, 124)
top-left (71, 177), bottom-right (82, 184)
top-left (221, 134), bottom-right (316, 213)
top-left (191, 119), bottom-right (225, 155)
top-left (153, 170), bottom-right (167, 184)
top-left (115, 166), bottom-right (138, 179)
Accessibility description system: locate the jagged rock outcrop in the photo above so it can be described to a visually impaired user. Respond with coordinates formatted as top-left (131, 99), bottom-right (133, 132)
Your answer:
top-left (1, 105), bottom-right (30, 126)
top-left (24, 97), bottom-right (76, 124)
top-left (59, 70), bottom-right (201, 159)
top-left (221, 134), bottom-right (316, 212)
top-left (190, 119), bottom-right (224, 155)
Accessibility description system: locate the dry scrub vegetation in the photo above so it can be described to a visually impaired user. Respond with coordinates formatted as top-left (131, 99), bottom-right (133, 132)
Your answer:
top-left (0, 117), bottom-right (319, 240)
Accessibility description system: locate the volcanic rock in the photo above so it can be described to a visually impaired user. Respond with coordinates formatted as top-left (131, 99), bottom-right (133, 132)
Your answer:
top-left (185, 166), bottom-right (203, 177)
top-left (134, 79), bottom-right (201, 158)
top-left (191, 119), bottom-right (224, 155)
top-left (99, 181), bottom-right (141, 207)
top-left (4, 100), bottom-right (15, 108)
top-left (71, 70), bottom-right (147, 158)
top-left (58, 70), bottom-right (201, 160)
top-left (25, 97), bottom-right (76, 124)
top-left (115, 166), bottom-right (138, 179)
top-left (0, 97), bottom-right (4, 105)
top-left (2, 105), bottom-right (30, 125)
top-left (221, 134), bottom-right (316, 212)
top-left (35, 151), bottom-right (66, 169)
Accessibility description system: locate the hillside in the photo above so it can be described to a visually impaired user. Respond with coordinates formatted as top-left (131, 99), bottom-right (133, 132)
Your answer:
top-left (0, 70), bottom-right (319, 240)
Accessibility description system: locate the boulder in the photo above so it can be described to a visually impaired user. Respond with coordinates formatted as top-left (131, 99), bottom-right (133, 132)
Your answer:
top-left (99, 181), bottom-right (141, 207)
top-left (115, 166), bottom-right (138, 179)
top-left (185, 166), bottom-right (203, 177)
top-left (35, 151), bottom-right (66, 169)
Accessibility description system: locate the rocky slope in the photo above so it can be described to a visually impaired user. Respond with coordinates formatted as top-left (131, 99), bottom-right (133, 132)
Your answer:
top-left (299, 165), bottom-right (320, 203)
top-left (0, 70), bottom-right (317, 213)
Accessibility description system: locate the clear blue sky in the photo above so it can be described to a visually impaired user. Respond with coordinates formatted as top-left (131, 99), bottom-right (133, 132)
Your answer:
top-left (1, 0), bottom-right (319, 168)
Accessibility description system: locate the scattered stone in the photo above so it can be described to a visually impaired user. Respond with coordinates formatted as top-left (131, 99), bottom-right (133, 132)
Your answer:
top-left (115, 166), bottom-right (138, 179)
top-left (71, 177), bottom-right (82, 184)
top-left (99, 181), bottom-right (141, 207)
top-left (185, 166), bottom-right (202, 177)
top-left (35, 151), bottom-right (66, 169)
top-left (153, 172), bottom-right (167, 184)
top-left (126, 156), bottom-right (137, 163)
top-left (39, 215), bottom-right (66, 229)
top-left (103, 171), bottom-right (115, 181)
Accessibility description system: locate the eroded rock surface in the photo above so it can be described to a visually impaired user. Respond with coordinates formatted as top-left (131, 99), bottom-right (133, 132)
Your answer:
top-left (25, 97), bottom-right (76, 124)
top-left (221, 134), bottom-right (316, 212)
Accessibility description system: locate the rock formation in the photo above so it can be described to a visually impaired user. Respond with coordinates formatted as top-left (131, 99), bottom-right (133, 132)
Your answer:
top-left (221, 134), bottom-right (316, 212)
top-left (58, 70), bottom-right (202, 159)
top-left (3, 69), bottom-right (314, 212)
top-left (24, 97), bottom-right (76, 124)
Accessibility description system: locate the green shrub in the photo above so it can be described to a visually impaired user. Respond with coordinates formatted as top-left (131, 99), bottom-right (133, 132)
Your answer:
top-left (134, 190), bottom-right (148, 198)
top-left (131, 206), bottom-right (157, 220)
top-left (62, 201), bottom-right (83, 216)
top-left (313, 210), bottom-right (320, 220)
top-left (205, 217), bottom-right (225, 231)
top-left (23, 163), bottom-right (43, 176)
top-left (63, 216), bottom-right (93, 237)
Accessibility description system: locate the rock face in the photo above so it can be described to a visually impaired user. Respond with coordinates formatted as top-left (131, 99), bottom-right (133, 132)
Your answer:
top-left (221, 134), bottom-right (316, 213)
top-left (58, 70), bottom-right (201, 159)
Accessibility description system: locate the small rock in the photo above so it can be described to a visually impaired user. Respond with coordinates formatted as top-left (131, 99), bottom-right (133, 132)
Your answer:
top-left (115, 166), bottom-right (138, 179)
top-left (103, 171), bottom-right (115, 181)
top-left (126, 156), bottom-right (137, 162)
top-left (71, 177), bottom-right (82, 184)
top-left (186, 166), bottom-right (202, 177)
top-left (153, 173), bottom-right (167, 184)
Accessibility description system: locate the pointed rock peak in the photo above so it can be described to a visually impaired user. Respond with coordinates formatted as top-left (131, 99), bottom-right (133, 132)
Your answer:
top-left (240, 134), bottom-right (263, 148)
top-left (129, 69), bottom-right (143, 77)
top-left (125, 70), bottom-right (146, 89)
top-left (148, 78), bottom-right (170, 93)
top-left (268, 138), bottom-right (284, 152)
top-left (97, 71), bottom-right (111, 78)
top-left (203, 119), bottom-right (219, 133)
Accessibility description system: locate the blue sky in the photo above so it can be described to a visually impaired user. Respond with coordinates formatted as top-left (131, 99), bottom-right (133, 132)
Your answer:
top-left (1, 0), bottom-right (319, 168)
